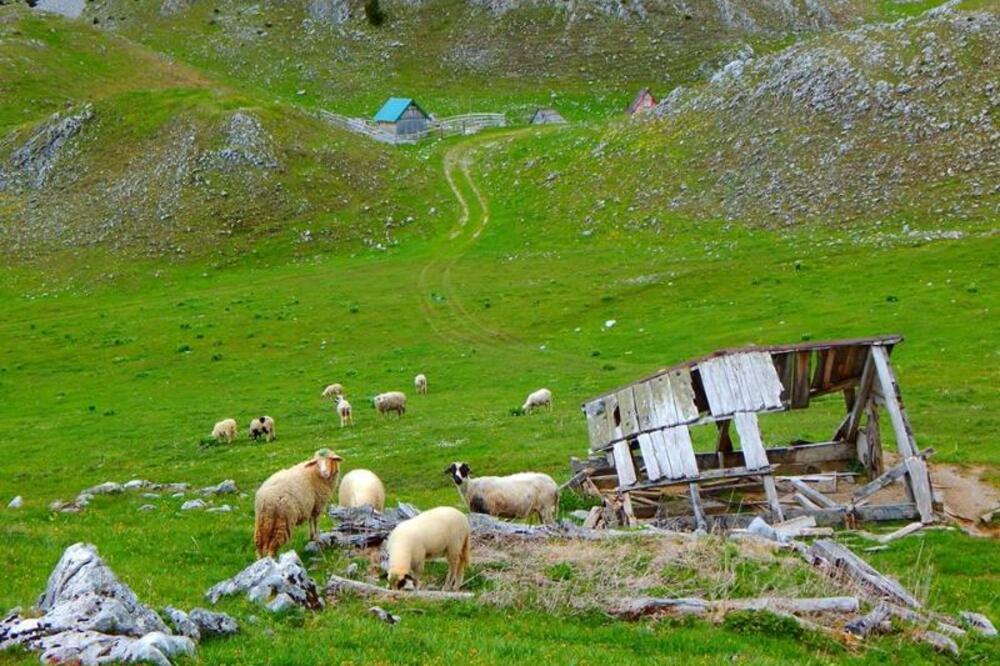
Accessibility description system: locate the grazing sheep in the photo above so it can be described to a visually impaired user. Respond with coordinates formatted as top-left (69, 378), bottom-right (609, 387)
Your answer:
top-left (373, 391), bottom-right (406, 418)
top-left (249, 415), bottom-right (275, 442)
top-left (445, 462), bottom-right (559, 524)
top-left (210, 418), bottom-right (238, 443)
top-left (335, 396), bottom-right (353, 428)
top-left (322, 383), bottom-right (344, 399)
top-left (522, 388), bottom-right (552, 413)
top-left (338, 469), bottom-right (385, 513)
top-left (386, 507), bottom-right (470, 591)
top-left (254, 449), bottom-right (343, 558)
top-left (414, 373), bottom-right (428, 395)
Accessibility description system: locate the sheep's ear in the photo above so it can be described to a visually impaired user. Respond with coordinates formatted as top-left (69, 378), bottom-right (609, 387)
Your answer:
top-left (459, 463), bottom-right (470, 476)
top-left (304, 460), bottom-right (317, 468)
top-left (330, 454), bottom-right (343, 462)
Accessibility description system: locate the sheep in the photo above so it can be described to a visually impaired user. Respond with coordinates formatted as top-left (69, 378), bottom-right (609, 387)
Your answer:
top-left (414, 373), bottom-right (428, 395)
top-left (373, 391), bottom-right (406, 418)
top-left (249, 415), bottom-right (276, 442)
top-left (254, 449), bottom-right (343, 558)
top-left (338, 469), bottom-right (385, 513)
top-left (445, 462), bottom-right (559, 524)
top-left (321, 383), bottom-right (344, 399)
top-left (335, 395), bottom-right (353, 428)
top-left (210, 418), bottom-right (238, 443)
top-left (522, 388), bottom-right (552, 413)
top-left (386, 507), bottom-right (470, 591)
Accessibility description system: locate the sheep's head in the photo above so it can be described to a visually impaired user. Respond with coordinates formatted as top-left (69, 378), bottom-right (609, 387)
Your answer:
top-left (307, 448), bottom-right (343, 480)
top-left (387, 569), bottom-right (416, 591)
top-left (444, 462), bottom-right (471, 486)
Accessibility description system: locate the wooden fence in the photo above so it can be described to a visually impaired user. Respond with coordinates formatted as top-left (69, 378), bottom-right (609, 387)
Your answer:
top-left (317, 111), bottom-right (507, 145)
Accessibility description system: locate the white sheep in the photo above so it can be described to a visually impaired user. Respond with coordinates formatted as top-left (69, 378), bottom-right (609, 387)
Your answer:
top-left (522, 388), bottom-right (552, 413)
top-left (335, 396), bottom-right (353, 428)
top-left (445, 462), bottom-right (559, 524)
top-left (414, 373), bottom-right (428, 395)
top-left (254, 449), bottom-right (343, 558)
top-left (210, 418), bottom-right (238, 443)
top-left (321, 383), bottom-right (344, 399)
top-left (338, 469), bottom-right (385, 513)
top-left (373, 391), bottom-right (406, 418)
top-left (386, 506), bottom-right (470, 591)
top-left (249, 415), bottom-right (276, 442)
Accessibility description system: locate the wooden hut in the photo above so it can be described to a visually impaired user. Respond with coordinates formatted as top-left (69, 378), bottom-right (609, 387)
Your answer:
top-left (530, 107), bottom-right (566, 125)
top-left (373, 97), bottom-right (430, 137)
top-left (627, 88), bottom-right (657, 116)
top-left (572, 335), bottom-right (936, 529)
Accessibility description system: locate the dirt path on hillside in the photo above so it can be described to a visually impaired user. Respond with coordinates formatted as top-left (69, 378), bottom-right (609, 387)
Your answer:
top-left (417, 129), bottom-right (541, 349)
top-left (930, 463), bottom-right (1000, 537)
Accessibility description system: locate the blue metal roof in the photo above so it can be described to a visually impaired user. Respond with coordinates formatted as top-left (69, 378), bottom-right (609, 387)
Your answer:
top-left (374, 97), bottom-right (419, 122)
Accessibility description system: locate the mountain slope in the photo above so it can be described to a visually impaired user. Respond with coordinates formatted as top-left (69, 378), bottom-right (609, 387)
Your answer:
top-left (476, 3), bottom-right (999, 240)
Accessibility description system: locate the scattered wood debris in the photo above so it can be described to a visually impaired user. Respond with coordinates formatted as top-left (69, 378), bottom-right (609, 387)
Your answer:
top-left (325, 575), bottom-right (473, 602)
top-left (368, 606), bottom-right (400, 625)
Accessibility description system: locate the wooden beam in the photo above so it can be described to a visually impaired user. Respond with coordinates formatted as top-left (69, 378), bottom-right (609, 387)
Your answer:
top-left (904, 456), bottom-right (935, 523)
top-left (325, 575), bottom-right (474, 601)
top-left (620, 465), bottom-right (776, 493)
top-left (870, 346), bottom-right (918, 458)
top-left (807, 539), bottom-right (922, 609)
top-left (787, 478), bottom-right (840, 510)
top-left (794, 492), bottom-right (821, 511)
top-left (839, 351), bottom-right (875, 443)
top-left (845, 602), bottom-right (891, 637)
top-left (609, 596), bottom-right (859, 620)
top-left (852, 448), bottom-right (934, 505)
top-left (688, 483), bottom-right (708, 532)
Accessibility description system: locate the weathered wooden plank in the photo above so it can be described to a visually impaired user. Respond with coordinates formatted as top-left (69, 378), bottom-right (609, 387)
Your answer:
top-left (773, 352), bottom-right (792, 403)
top-left (663, 425), bottom-right (699, 479)
top-left (648, 429), bottom-right (675, 480)
top-left (612, 441), bottom-right (637, 487)
top-left (904, 456), bottom-right (935, 523)
top-left (852, 449), bottom-right (934, 504)
top-left (845, 602), bottom-right (891, 637)
top-left (636, 433), bottom-right (662, 481)
top-left (584, 397), bottom-right (613, 450)
top-left (807, 539), bottom-right (922, 609)
top-left (870, 346), bottom-right (918, 458)
top-left (788, 478), bottom-right (840, 510)
top-left (688, 483), bottom-right (708, 532)
top-left (840, 351), bottom-right (875, 443)
top-left (752, 351), bottom-right (786, 409)
top-left (794, 492), bottom-right (822, 511)
top-left (621, 464), bottom-right (776, 493)
top-left (733, 412), bottom-right (770, 471)
top-left (699, 356), bottom-right (735, 416)
top-left (633, 381), bottom-right (657, 431)
top-left (791, 350), bottom-right (812, 408)
top-left (761, 475), bottom-right (785, 522)
top-left (617, 387), bottom-right (640, 437)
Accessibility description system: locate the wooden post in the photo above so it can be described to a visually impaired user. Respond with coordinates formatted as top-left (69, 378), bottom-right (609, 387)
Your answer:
top-left (870, 346), bottom-right (918, 457)
top-left (838, 350), bottom-right (875, 444)
top-left (688, 483), bottom-right (707, 532)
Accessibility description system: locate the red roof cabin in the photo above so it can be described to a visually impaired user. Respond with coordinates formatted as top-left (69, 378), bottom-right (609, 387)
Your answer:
top-left (627, 88), bottom-right (657, 116)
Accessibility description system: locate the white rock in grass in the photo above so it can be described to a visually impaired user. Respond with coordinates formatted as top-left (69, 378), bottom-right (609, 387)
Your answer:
top-left (181, 499), bottom-right (206, 511)
top-left (266, 593), bottom-right (296, 613)
top-left (604, 319), bottom-right (616, 328)
top-left (205, 551), bottom-right (323, 611)
top-left (124, 479), bottom-right (152, 491)
top-left (199, 480), bottom-right (238, 496)
top-left (206, 505), bottom-right (232, 513)
top-left (960, 611), bottom-right (997, 637)
top-left (164, 607), bottom-right (200, 642)
top-left (7, 496), bottom-right (22, 509)
top-left (138, 504), bottom-right (157, 512)
top-left (188, 608), bottom-right (238, 637)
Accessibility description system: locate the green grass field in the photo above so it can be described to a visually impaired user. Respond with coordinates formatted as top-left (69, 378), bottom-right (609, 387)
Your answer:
top-left (1, 1), bottom-right (998, 664)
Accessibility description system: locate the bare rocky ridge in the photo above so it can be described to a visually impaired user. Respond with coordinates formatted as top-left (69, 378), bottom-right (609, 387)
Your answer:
top-left (0, 104), bottom-right (93, 192)
top-left (649, 6), bottom-right (1000, 226)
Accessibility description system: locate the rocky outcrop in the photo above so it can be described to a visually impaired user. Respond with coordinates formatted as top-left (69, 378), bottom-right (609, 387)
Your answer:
top-left (0, 543), bottom-right (195, 665)
top-left (205, 551), bottom-right (324, 611)
top-left (0, 104), bottom-right (93, 192)
top-left (201, 112), bottom-right (279, 170)
top-left (307, 0), bottom-right (351, 25)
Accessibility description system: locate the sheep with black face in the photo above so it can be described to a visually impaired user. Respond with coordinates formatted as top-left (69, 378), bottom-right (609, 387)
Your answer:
top-left (249, 415), bottom-right (275, 442)
top-left (445, 462), bottom-right (559, 524)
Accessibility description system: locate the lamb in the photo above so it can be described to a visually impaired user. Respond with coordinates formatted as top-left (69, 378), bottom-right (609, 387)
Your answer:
top-left (335, 396), bottom-right (353, 428)
top-left (414, 373), bottom-right (428, 395)
top-left (254, 449), bottom-right (343, 558)
top-left (445, 462), bottom-right (559, 524)
top-left (386, 507), bottom-right (470, 591)
top-left (338, 469), bottom-right (385, 513)
top-left (321, 383), bottom-right (344, 399)
top-left (210, 418), bottom-right (238, 443)
top-left (522, 388), bottom-right (552, 413)
top-left (248, 415), bottom-right (275, 442)
top-left (373, 391), bottom-right (406, 418)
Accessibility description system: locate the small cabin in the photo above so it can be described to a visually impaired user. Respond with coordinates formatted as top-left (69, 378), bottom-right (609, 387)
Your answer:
top-left (628, 88), bottom-right (657, 116)
top-left (530, 107), bottom-right (566, 125)
top-left (373, 98), bottom-right (430, 136)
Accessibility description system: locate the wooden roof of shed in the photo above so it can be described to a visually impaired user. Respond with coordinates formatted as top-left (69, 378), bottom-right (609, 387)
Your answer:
top-left (585, 334), bottom-right (902, 404)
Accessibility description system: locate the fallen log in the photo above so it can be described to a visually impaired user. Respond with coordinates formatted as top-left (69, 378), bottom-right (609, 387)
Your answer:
top-left (324, 575), bottom-right (473, 602)
top-left (609, 596), bottom-right (859, 621)
top-left (807, 539), bottom-right (921, 609)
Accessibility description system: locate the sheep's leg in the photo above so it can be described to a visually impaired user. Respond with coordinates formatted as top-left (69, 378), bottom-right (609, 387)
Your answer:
top-left (309, 515), bottom-right (318, 542)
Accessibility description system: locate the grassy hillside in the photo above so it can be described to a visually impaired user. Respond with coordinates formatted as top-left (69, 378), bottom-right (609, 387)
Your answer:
top-left (0, 7), bottom-right (450, 259)
top-left (75, 0), bottom-right (929, 118)
top-left (1, 1), bottom-right (998, 664)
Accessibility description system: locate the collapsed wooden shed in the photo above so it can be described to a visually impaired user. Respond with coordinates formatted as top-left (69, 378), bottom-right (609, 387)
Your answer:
top-left (572, 335), bottom-right (936, 530)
